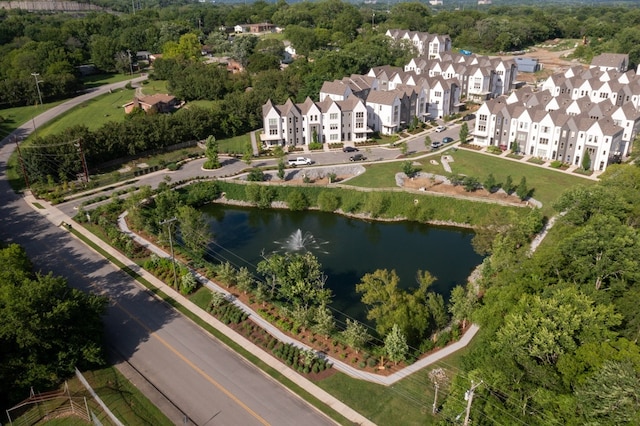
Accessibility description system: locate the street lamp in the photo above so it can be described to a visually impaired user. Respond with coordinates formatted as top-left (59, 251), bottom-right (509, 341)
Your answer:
top-left (31, 72), bottom-right (43, 106)
top-left (127, 49), bottom-right (134, 75)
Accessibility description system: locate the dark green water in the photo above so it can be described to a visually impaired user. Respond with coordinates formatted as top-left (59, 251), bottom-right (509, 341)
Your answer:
top-left (202, 204), bottom-right (483, 324)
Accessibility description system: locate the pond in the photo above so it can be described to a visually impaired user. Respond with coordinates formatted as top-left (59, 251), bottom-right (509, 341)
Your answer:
top-left (202, 204), bottom-right (483, 325)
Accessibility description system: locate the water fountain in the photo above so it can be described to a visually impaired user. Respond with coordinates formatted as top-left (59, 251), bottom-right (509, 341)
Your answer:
top-left (278, 229), bottom-right (329, 254)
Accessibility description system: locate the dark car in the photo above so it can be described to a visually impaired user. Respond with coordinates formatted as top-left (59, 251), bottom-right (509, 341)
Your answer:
top-left (343, 146), bottom-right (359, 153)
top-left (350, 153), bottom-right (366, 161)
top-left (443, 137), bottom-right (454, 144)
top-left (462, 114), bottom-right (476, 121)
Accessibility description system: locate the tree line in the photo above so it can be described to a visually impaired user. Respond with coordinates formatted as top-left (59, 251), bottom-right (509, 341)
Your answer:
top-left (0, 243), bottom-right (107, 409)
top-left (437, 164), bottom-right (640, 424)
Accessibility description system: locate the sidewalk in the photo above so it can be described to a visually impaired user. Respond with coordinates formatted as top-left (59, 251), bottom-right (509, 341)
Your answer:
top-left (23, 193), bottom-right (479, 424)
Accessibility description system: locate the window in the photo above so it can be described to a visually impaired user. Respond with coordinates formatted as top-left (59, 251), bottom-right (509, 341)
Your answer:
top-left (356, 122), bottom-right (363, 128)
top-left (356, 112), bottom-right (364, 118)
top-left (268, 118), bottom-right (277, 126)
top-left (330, 134), bottom-right (339, 141)
top-left (478, 124), bottom-right (487, 132)
top-left (541, 126), bottom-right (550, 133)
top-left (479, 114), bottom-right (488, 121)
top-left (269, 129), bottom-right (278, 135)
top-left (330, 124), bottom-right (338, 130)
top-left (434, 91), bottom-right (442, 97)
top-left (330, 113), bottom-right (338, 120)
top-left (540, 138), bottom-right (549, 145)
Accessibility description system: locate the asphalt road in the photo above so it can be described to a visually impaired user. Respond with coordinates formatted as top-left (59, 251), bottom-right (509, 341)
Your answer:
top-left (0, 81), bottom-right (336, 426)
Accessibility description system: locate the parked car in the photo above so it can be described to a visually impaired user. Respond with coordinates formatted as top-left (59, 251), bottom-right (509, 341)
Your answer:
top-left (343, 146), bottom-right (359, 153)
top-left (462, 114), bottom-right (476, 121)
top-left (431, 141), bottom-right (443, 149)
top-left (288, 157), bottom-right (312, 166)
top-left (349, 153), bottom-right (366, 161)
top-left (435, 125), bottom-right (446, 132)
top-left (442, 137), bottom-right (454, 144)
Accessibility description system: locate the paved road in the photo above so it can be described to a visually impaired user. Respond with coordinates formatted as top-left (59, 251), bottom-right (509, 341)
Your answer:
top-left (0, 82), bottom-right (337, 426)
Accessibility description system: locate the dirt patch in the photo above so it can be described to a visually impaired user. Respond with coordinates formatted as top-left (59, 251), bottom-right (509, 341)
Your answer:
top-left (493, 42), bottom-right (582, 84)
top-left (402, 176), bottom-right (528, 206)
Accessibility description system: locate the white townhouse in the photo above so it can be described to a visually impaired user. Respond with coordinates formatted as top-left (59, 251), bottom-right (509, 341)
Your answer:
top-left (366, 91), bottom-right (402, 135)
top-left (385, 29), bottom-right (451, 57)
top-left (261, 96), bottom-right (368, 147)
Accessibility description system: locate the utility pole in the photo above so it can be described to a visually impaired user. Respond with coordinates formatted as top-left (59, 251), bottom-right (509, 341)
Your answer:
top-left (31, 73), bottom-right (43, 106)
top-left (463, 380), bottom-right (483, 426)
top-left (127, 49), bottom-right (134, 75)
top-left (75, 139), bottom-right (90, 182)
top-left (160, 217), bottom-right (178, 288)
top-left (14, 138), bottom-right (30, 189)
top-left (429, 368), bottom-right (448, 415)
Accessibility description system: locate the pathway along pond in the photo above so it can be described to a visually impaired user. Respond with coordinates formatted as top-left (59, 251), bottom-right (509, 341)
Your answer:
top-left (202, 204), bottom-right (483, 325)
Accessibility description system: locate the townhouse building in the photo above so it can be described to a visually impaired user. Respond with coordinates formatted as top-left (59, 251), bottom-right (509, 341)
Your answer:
top-left (385, 29), bottom-right (451, 58)
top-left (260, 96), bottom-right (368, 147)
top-left (261, 32), bottom-right (517, 146)
top-left (473, 59), bottom-right (640, 171)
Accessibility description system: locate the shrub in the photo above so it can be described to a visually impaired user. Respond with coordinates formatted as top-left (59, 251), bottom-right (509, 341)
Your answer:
top-left (247, 168), bottom-right (265, 182)
top-left (550, 160), bottom-right (563, 169)
top-left (287, 190), bottom-right (309, 211)
top-left (318, 191), bottom-right (340, 212)
top-left (308, 142), bottom-right (323, 151)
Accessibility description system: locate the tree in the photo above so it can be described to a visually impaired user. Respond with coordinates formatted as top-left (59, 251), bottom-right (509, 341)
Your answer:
top-left (235, 267), bottom-right (254, 295)
top-left (176, 205), bottom-right (212, 258)
top-left (204, 135), bottom-right (220, 169)
top-left (341, 319), bottom-right (371, 354)
top-left (503, 175), bottom-right (514, 194)
top-left (424, 135), bottom-right (432, 151)
top-left (516, 176), bottom-right (529, 200)
top-left (312, 304), bottom-right (335, 338)
top-left (448, 285), bottom-right (475, 329)
top-left (582, 150), bottom-right (591, 171)
top-left (483, 173), bottom-right (497, 193)
top-left (277, 158), bottom-right (286, 180)
top-left (0, 245), bottom-right (107, 404)
top-left (459, 122), bottom-right (469, 144)
top-left (317, 191), bottom-right (340, 212)
top-left (402, 161), bottom-right (417, 178)
top-left (576, 360), bottom-right (640, 424)
top-left (287, 190), bottom-right (309, 211)
top-left (242, 143), bottom-right (253, 166)
top-left (384, 324), bottom-right (409, 365)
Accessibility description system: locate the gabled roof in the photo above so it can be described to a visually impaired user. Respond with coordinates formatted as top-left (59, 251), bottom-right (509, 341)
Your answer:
top-left (366, 90), bottom-right (399, 105)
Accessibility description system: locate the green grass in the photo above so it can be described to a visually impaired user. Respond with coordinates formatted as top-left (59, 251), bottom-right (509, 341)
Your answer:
top-left (345, 148), bottom-right (594, 217)
top-left (140, 79), bottom-right (170, 95)
top-left (219, 133), bottom-right (252, 154)
top-left (36, 88), bottom-right (136, 137)
top-left (186, 99), bottom-right (217, 109)
top-left (80, 72), bottom-right (139, 89)
top-left (80, 366), bottom-right (173, 426)
top-left (315, 338), bottom-right (477, 425)
top-left (69, 227), bottom-right (354, 426)
top-left (0, 102), bottom-right (64, 138)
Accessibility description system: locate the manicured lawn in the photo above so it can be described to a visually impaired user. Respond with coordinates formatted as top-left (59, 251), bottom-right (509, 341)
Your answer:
top-left (36, 88), bottom-right (136, 137)
top-left (344, 148), bottom-right (594, 217)
top-left (139, 79), bottom-right (170, 95)
top-left (219, 133), bottom-right (252, 154)
top-left (316, 338), bottom-right (478, 425)
top-left (187, 99), bottom-right (218, 109)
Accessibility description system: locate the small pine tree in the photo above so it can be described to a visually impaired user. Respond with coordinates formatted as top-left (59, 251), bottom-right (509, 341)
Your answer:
top-left (204, 135), bottom-right (220, 169)
top-left (277, 159), bottom-right (285, 180)
top-left (504, 175), bottom-right (514, 194)
top-left (459, 123), bottom-right (469, 144)
top-left (516, 176), bottom-right (529, 200)
top-left (483, 173), bottom-right (497, 193)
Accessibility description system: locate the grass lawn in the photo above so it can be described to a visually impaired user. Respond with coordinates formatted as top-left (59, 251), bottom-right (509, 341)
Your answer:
top-left (344, 148), bottom-right (594, 217)
top-left (80, 72), bottom-right (140, 89)
top-left (0, 102), bottom-right (64, 138)
top-left (186, 99), bottom-right (218, 109)
top-left (219, 133), bottom-right (252, 154)
top-left (36, 88), bottom-right (136, 137)
top-left (139, 79), bottom-right (170, 96)
top-left (316, 338), bottom-right (478, 425)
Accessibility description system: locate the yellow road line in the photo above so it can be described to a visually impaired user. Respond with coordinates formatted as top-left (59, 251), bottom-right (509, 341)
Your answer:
top-left (114, 302), bottom-right (271, 426)
top-left (52, 242), bottom-right (270, 426)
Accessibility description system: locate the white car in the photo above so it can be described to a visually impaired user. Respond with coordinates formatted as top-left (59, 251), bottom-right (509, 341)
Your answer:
top-left (288, 157), bottom-right (312, 166)
top-left (435, 125), bottom-right (446, 132)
